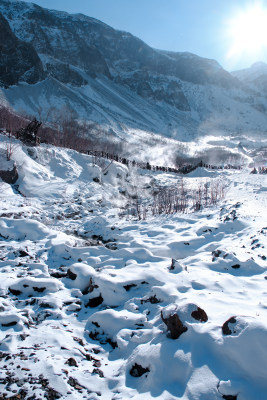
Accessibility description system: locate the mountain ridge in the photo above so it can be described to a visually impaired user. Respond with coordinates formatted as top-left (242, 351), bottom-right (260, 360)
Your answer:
top-left (0, 0), bottom-right (267, 147)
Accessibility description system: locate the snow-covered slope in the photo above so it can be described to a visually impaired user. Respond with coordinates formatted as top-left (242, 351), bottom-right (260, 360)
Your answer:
top-left (0, 0), bottom-right (267, 147)
top-left (232, 62), bottom-right (267, 98)
top-left (233, 61), bottom-right (267, 82)
top-left (0, 135), bottom-right (267, 399)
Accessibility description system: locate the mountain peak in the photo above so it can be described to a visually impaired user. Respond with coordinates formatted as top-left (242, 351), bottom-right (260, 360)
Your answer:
top-left (232, 60), bottom-right (267, 83)
top-left (251, 61), bottom-right (267, 68)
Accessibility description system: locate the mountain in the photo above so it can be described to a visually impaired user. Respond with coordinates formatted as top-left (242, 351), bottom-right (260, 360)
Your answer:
top-left (0, 0), bottom-right (267, 149)
top-left (0, 0), bottom-right (235, 88)
top-left (0, 12), bottom-right (44, 87)
top-left (232, 62), bottom-right (267, 97)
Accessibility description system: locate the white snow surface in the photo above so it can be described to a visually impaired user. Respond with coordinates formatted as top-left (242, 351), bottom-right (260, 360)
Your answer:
top-left (0, 134), bottom-right (267, 399)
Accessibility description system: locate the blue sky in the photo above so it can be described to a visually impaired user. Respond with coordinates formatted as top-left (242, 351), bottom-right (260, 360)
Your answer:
top-left (27, 0), bottom-right (267, 71)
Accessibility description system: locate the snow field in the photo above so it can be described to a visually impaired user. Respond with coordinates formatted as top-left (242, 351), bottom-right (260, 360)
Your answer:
top-left (0, 136), bottom-right (266, 399)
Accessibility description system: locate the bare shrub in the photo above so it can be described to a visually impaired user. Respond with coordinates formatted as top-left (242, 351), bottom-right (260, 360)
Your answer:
top-left (5, 132), bottom-right (18, 161)
top-left (192, 183), bottom-right (203, 211)
top-left (152, 179), bottom-right (188, 215)
top-left (138, 177), bottom-right (227, 219)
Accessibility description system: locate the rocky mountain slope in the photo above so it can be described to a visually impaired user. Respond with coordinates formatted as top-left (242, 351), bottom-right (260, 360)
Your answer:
top-left (0, 12), bottom-right (44, 87)
top-left (0, 0), bottom-right (267, 147)
top-left (233, 62), bottom-right (267, 97)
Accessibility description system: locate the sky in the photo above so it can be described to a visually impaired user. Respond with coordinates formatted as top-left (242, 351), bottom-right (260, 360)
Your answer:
top-left (25, 0), bottom-right (267, 71)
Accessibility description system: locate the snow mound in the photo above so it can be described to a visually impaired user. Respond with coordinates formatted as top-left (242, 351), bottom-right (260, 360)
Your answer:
top-left (0, 218), bottom-right (50, 240)
top-left (0, 139), bottom-right (266, 399)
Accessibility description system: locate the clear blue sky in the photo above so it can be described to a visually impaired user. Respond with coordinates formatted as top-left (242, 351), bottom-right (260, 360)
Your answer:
top-left (26, 0), bottom-right (267, 71)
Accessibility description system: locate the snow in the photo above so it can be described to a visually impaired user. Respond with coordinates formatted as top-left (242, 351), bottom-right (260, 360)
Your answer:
top-left (0, 150), bottom-right (15, 171)
top-left (1, 70), bottom-right (267, 157)
top-left (0, 133), bottom-right (267, 399)
top-left (232, 61), bottom-right (267, 82)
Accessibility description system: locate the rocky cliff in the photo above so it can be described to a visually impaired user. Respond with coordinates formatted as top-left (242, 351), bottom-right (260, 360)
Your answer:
top-left (0, 12), bottom-right (44, 87)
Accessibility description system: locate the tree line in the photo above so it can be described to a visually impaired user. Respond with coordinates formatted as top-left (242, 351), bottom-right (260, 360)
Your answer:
top-left (83, 149), bottom-right (242, 175)
top-left (1, 105), bottom-right (244, 175)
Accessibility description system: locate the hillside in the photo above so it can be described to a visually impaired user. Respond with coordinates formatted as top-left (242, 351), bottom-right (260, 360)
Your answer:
top-left (232, 62), bottom-right (267, 98)
top-left (0, 0), bottom-right (267, 150)
top-left (0, 134), bottom-right (267, 399)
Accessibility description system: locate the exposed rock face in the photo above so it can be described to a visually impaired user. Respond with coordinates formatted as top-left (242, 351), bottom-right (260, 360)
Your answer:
top-left (0, 12), bottom-right (45, 87)
top-left (0, 0), bottom-right (238, 103)
top-left (0, 148), bottom-right (18, 184)
top-left (129, 363), bottom-right (150, 377)
top-left (46, 63), bottom-right (88, 86)
top-left (0, 0), bottom-right (266, 139)
top-left (0, 1), bottom-right (111, 83)
top-left (191, 306), bottom-right (208, 322)
top-left (116, 72), bottom-right (191, 111)
top-left (0, 164), bottom-right (18, 184)
top-left (161, 309), bottom-right (188, 339)
top-left (222, 316), bottom-right (237, 335)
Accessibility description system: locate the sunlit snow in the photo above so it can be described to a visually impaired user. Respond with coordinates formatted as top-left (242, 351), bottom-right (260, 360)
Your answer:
top-left (0, 134), bottom-right (266, 399)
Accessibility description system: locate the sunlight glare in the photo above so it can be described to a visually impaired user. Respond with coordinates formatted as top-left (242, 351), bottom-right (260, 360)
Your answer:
top-left (227, 3), bottom-right (267, 61)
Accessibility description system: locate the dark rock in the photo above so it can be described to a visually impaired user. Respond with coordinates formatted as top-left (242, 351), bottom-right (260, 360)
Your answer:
top-left (20, 334), bottom-right (29, 341)
top-left (191, 306), bottom-right (208, 322)
top-left (93, 360), bottom-right (101, 368)
top-left (88, 329), bottom-right (117, 349)
top-left (73, 337), bottom-right (85, 346)
top-left (231, 264), bottom-right (240, 269)
top-left (129, 363), bottom-right (150, 377)
top-left (141, 295), bottom-right (161, 304)
top-left (39, 302), bottom-right (53, 308)
top-left (32, 286), bottom-right (46, 293)
top-left (123, 283), bottom-right (137, 292)
top-left (92, 368), bottom-right (104, 378)
top-left (18, 249), bottom-right (29, 257)
top-left (106, 338), bottom-right (118, 349)
top-left (86, 294), bottom-right (103, 308)
top-left (50, 271), bottom-right (67, 278)
top-left (170, 258), bottom-right (176, 270)
top-left (222, 317), bottom-right (237, 335)
top-left (66, 269), bottom-right (77, 280)
top-left (118, 73), bottom-right (191, 111)
top-left (44, 386), bottom-right (61, 399)
top-left (1, 320), bottom-right (17, 327)
top-left (67, 376), bottom-right (85, 389)
top-left (46, 62), bottom-right (87, 86)
top-left (0, 165), bottom-right (18, 184)
top-left (66, 357), bottom-right (78, 367)
top-left (212, 250), bottom-right (222, 261)
top-left (82, 278), bottom-right (98, 295)
top-left (0, 13), bottom-right (45, 87)
top-left (9, 288), bottom-right (22, 296)
top-left (105, 242), bottom-right (117, 250)
top-left (230, 210), bottom-right (237, 220)
top-left (161, 310), bottom-right (188, 339)
top-left (222, 395), bottom-right (238, 400)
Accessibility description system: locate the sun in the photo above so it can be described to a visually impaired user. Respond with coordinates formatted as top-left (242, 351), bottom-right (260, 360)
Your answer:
top-left (226, 3), bottom-right (267, 61)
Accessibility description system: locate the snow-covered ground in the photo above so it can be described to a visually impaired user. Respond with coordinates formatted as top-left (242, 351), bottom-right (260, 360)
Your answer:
top-left (0, 134), bottom-right (266, 399)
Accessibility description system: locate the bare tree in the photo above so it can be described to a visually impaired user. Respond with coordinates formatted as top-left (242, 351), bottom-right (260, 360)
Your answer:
top-left (5, 131), bottom-right (18, 161)
top-left (192, 183), bottom-right (203, 211)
